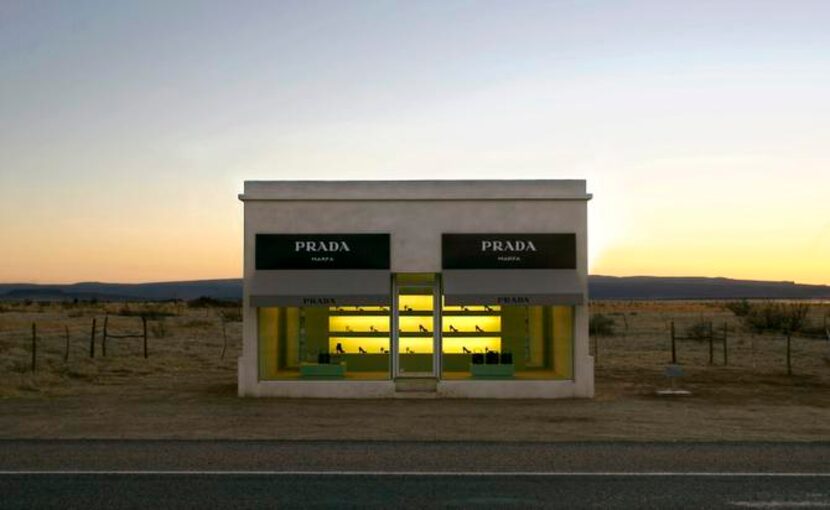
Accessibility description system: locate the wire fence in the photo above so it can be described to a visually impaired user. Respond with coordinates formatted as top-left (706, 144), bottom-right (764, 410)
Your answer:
top-left (0, 311), bottom-right (241, 373)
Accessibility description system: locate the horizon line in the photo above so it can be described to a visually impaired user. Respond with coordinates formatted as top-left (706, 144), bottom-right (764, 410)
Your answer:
top-left (1, 274), bottom-right (828, 287)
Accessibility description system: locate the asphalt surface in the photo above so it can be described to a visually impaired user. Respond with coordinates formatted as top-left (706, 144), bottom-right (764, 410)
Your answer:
top-left (1, 441), bottom-right (828, 509)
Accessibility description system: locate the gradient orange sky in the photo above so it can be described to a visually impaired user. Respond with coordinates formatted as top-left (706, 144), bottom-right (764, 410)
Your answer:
top-left (1, 1), bottom-right (828, 285)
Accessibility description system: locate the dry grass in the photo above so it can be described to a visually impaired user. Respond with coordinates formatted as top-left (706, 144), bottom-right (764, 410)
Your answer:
top-left (0, 300), bottom-right (828, 441)
top-left (0, 301), bottom-right (241, 399)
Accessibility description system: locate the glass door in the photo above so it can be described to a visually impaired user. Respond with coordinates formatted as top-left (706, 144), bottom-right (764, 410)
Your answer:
top-left (393, 274), bottom-right (439, 378)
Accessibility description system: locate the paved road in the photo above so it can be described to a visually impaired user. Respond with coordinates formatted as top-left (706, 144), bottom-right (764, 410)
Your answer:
top-left (1, 441), bottom-right (828, 509)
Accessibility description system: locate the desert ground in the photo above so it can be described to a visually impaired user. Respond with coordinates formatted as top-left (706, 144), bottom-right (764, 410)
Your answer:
top-left (0, 300), bottom-right (828, 441)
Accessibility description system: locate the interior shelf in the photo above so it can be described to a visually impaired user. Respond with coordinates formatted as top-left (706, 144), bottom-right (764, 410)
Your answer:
top-left (328, 331), bottom-right (389, 337)
top-left (328, 311), bottom-right (499, 317)
top-left (441, 331), bottom-right (501, 337)
top-left (398, 332), bottom-right (434, 337)
top-left (329, 353), bottom-right (389, 357)
top-left (328, 311), bottom-right (390, 316)
top-left (441, 311), bottom-right (501, 316)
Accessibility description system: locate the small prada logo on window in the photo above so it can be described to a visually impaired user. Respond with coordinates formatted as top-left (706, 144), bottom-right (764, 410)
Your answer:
top-left (481, 240), bottom-right (537, 252)
top-left (294, 241), bottom-right (351, 252)
top-left (497, 296), bottom-right (531, 304)
top-left (302, 297), bottom-right (336, 305)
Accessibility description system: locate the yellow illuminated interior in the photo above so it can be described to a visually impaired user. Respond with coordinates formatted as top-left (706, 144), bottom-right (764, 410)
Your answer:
top-left (329, 315), bottom-right (389, 333)
top-left (399, 295), bottom-right (433, 311)
top-left (441, 304), bottom-right (502, 354)
top-left (329, 337), bottom-right (390, 354)
top-left (327, 306), bottom-right (391, 355)
top-left (552, 306), bottom-right (573, 379)
top-left (442, 337), bottom-right (501, 354)
top-left (398, 289), bottom-right (435, 356)
top-left (399, 337), bottom-right (434, 354)
top-left (442, 304), bottom-right (501, 312)
top-left (442, 315), bottom-right (500, 334)
top-left (258, 308), bottom-right (279, 378)
top-left (399, 315), bottom-right (433, 333)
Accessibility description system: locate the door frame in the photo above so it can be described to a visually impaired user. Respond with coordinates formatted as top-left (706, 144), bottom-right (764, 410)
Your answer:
top-left (391, 274), bottom-right (441, 379)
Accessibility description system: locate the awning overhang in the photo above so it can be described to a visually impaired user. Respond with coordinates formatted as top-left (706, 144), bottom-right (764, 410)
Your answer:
top-left (249, 270), bottom-right (390, 306)
top-left (442, 269), bottom-right (585, 306)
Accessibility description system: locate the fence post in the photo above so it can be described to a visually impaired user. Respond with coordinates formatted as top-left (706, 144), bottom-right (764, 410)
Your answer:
top-left (89, 318), bottom-right (96, 358)
top-left (786, 332), bottom-right (792, 376)
top-left (722, 323), bottom-right (728, 366)
top-left (142, 316), bottom-right (148, 359)
top-left (31, 323), bottom-right (37, 372)
top-left (102, 315), bottom-right (108, 357)
top-left (64, 325), bottom-right (70, 362)
top-left (670, 321), bottom-right (677, 364)
top-left (708, 321), bottom-right (714, 365)
top-left (221, 315), bottom-right (228, 360)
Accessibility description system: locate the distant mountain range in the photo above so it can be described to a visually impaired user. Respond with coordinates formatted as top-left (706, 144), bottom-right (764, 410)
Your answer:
top-left (0, 279), bottom-right (242, 302)
top-left (1, 276), bottom-right (829, 302)
top-left (588, 276), bottom-right (830, 300)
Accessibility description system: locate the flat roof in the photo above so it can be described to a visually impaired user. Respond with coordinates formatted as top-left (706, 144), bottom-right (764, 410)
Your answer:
top-left (240, 180), bottom-right (591, 201)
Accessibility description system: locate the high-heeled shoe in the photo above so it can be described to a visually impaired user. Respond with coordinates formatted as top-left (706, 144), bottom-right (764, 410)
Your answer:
top-left (419, 324), bottom-right (428, 333)
top-left (449, 325), bottom-right (459, 332)
top-left (359, 346), bottom-right (367, 354)
top-left (462, 346), bottom-right (471, 353)
top-left (475, 325), bottom-right (484, 333)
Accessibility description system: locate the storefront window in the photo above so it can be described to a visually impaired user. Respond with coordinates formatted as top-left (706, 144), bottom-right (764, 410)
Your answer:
top-left (258, 305), bottom-right (391, 380)
top-left (441, 304), bottom-right (573, 380)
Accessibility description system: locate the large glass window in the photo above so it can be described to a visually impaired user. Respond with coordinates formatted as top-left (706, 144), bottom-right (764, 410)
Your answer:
top-left (441, 304), bottom-right (574, 380)
top-left (258, 305), bottom-right (391, 380)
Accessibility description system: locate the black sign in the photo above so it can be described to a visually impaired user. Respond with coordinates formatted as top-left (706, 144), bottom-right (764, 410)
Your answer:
top-left (442, 233), bottom-right (576, 269)
top-left (256, 234), bottom-right (390, 270)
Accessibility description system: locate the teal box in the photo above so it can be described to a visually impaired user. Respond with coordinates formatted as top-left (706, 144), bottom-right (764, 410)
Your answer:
top-left (300, 362), bottom-right (346, 378)
top-left (470, 364), bottom-right (515, 378)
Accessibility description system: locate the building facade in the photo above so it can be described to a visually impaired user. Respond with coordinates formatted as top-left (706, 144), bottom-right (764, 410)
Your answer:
top-left (238, 180), bottom-right (593, 398)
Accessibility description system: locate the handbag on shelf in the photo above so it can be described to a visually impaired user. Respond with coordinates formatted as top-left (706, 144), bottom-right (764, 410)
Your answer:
top-left (485, 350), bottom-right (499, 365)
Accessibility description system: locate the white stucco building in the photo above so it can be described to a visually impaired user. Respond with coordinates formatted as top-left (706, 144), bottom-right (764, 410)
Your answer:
top-left (238, 180), bottom-right (593, 398)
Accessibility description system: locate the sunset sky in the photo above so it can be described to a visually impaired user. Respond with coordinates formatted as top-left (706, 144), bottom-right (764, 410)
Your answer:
top-left (1, 1), bottom-right (828, 285)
